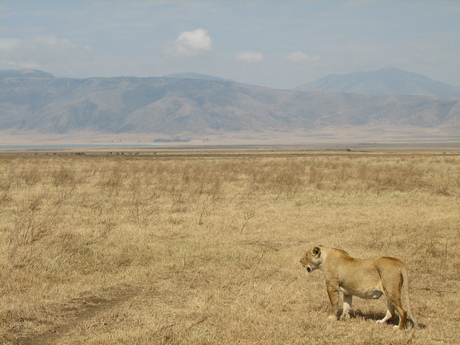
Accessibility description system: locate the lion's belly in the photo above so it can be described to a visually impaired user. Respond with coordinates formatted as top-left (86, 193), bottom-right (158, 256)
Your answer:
top-left (337, 259), bottom-right (385, 299)
top-left (339, 286), bottom-right (383, 300)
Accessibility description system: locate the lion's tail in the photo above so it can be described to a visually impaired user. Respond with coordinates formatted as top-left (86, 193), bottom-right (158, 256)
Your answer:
top-left (401, 266), bottom-right (418, 327)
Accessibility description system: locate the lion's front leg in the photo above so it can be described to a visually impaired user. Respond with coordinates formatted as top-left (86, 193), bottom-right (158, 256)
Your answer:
top-left (326, 283), bottom-right (339, 320)
top-left (340, 294), bottom-right (353, 320)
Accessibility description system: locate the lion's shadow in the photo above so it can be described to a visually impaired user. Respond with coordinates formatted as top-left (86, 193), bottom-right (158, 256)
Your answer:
top-left (351, 310), bottom-right (397, 325)
top-left (346, 310), bottom-right (424, 328)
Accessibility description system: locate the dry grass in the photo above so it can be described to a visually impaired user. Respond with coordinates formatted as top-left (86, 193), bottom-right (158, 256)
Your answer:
top-left (0, 150), bottom-right (459, 344)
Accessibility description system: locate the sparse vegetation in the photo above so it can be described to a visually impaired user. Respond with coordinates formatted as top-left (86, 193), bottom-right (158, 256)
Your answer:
top-left (0, 150), bottom-right (459, 344)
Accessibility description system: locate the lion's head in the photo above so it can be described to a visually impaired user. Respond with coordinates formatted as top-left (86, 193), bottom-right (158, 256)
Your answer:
top-left (300, 246), bottom-right (323, 273)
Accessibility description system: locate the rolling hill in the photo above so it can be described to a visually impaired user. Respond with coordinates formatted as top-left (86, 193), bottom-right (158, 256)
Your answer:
top-left (1, 69), bottom-right (459, 144)
top-left (162, 72), bottom-right (234, 83)
top-left (294, 68), bottom-right (460, 98)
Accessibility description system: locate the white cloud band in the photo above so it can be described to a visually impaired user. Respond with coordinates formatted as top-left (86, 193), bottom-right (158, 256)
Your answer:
top-left (0, 36), bottom-right (93, 71)
top-left (235, 51), bottom-right (264, 63)
top-left (287, 52), bottom-right (320, 63)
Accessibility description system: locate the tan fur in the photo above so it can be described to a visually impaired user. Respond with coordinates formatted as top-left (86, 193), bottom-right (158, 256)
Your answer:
top-left (300, 246), bottom-right (417, 329)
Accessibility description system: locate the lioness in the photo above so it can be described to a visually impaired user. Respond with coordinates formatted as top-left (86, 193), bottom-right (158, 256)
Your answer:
top-left (300, 246), bottom-right (417, 329)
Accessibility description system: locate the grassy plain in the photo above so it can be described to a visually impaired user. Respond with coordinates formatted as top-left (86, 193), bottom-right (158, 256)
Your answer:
top-left (0, 148), bottom-right (459, 344)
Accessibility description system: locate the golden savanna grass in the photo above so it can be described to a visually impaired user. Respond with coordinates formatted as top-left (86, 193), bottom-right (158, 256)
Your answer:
top-left (1, 149), bottom-right (459, 344)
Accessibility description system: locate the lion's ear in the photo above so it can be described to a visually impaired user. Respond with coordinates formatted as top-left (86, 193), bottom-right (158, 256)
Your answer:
top-left (312, 247), bottom-right (321, 257)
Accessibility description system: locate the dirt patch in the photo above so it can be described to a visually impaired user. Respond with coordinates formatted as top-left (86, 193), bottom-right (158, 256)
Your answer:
top-left (7, 284), bottom-right (141, 345)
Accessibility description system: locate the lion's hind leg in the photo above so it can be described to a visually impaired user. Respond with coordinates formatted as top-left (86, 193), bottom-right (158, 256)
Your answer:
top-left (393, 303), bottom-right (407, 329)
top-left (383, 284), bottom-right (407, 329)
top-left (377, 298), bottom-right (394, 324)
top-left (378, 261), bottom-right (408, 329)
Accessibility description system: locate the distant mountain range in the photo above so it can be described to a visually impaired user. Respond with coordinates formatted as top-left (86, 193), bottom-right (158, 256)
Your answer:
top-left (1, 69), bottom-right (459, 144)
top-left (294, 68), bottom-right (460, 98)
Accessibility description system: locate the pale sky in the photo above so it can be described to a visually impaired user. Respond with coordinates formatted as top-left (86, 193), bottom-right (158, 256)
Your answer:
top-left (1, 0), bottom-right (459, 90)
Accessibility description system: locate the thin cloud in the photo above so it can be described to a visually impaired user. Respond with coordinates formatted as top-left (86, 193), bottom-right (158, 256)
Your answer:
top-left (173, 29), bottom-right (212, 57)
top-left (0, 36), bottom-right (93, 71)
top-left (287, 52), bottom-right (320, 63)
top-left (235, 51), bottom-right (264, 63)
top-left (0, 38), bottom-right (21, 51)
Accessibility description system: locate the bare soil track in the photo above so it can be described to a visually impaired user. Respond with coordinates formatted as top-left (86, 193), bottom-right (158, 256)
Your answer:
top-left (9, 284), bottom-right (141, 345)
